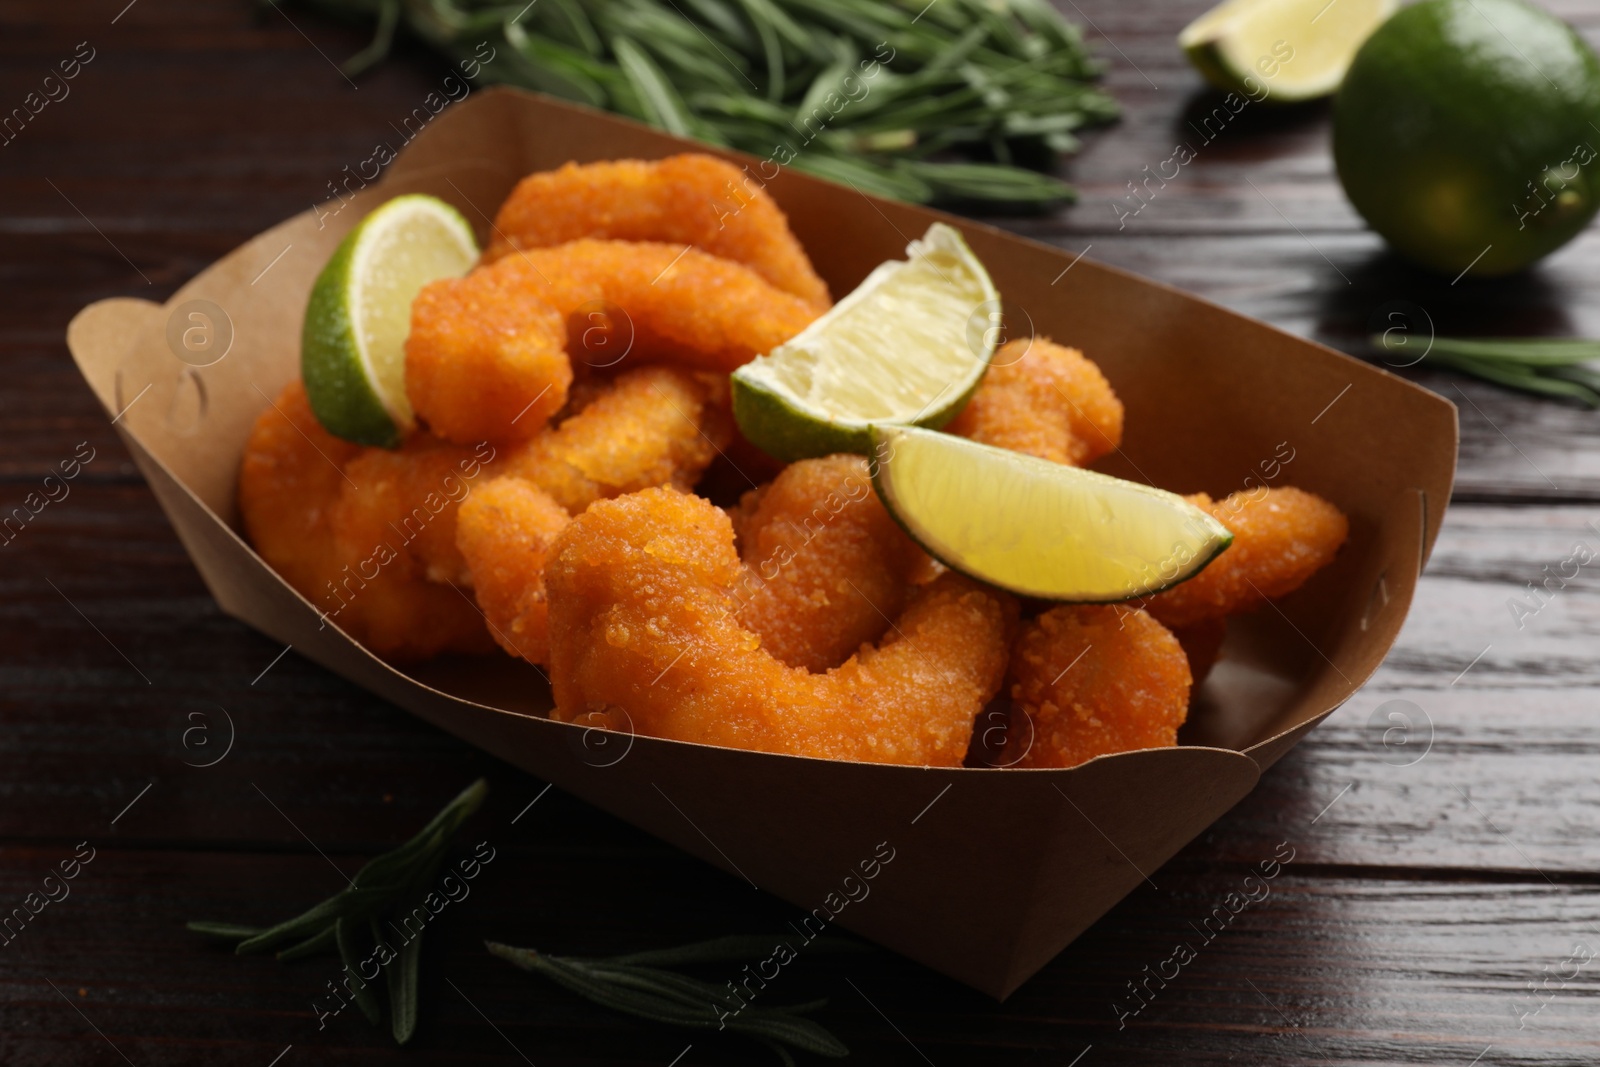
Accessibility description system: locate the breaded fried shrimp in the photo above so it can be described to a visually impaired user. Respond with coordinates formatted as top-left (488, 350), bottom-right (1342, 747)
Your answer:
top-left (544, 487), bottom-right (1016, 766)
top-left (947, 337), bottom-right (1124, 466)
top-left (1004, 605), bottom-right (1191, 769)
top-left (730, 455), bottom-right (929, 672)
top-left (485, 155), bottom-right (831, 309)
top-left (1147, 487), bottom-right (1349, 628)
top-left (238, 381), bottom-right (362, 600)
top-left (456, 478), bottom-right (572, 665)
top-left (406, 277), bottom-right (570, 447)
top-left (329, 366), bottom-right (725, 592)
top-left (237, 383), bottom-right (492, 660)
top-left (407, 240), bottom-right (817, 445)
top-left (332, 435), bottom-right (495, 586)
top-left (503, 365), bottom-right (730, 514)
top-left (338, 570), bottom-right (497, 661)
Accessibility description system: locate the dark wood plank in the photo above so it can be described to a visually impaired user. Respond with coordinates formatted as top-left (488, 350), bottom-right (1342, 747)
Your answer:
top-left (1, 844), bottom-right (1594, 1065)
top-left (4, 0), bottom-right (1600, 1064)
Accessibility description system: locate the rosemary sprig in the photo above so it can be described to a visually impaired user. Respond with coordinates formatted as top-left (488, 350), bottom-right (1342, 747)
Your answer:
top-left (487, 935), bottom-right (863, 1065)
top-left (270, 0), bottom-right (1118, 206)
top-left (1371, 333), bottom-right (1600, 407)
top-left (188, 778), bottom-right (488, 1044)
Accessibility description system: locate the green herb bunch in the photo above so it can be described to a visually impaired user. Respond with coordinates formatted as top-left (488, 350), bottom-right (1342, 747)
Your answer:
top-left (488, 935), bottom-right (861, 1065)
top-left (275, 0), bottom-right (1119, 205)
top-left (1372, 333), bottom-right (1600, 407)
top-left (189, 778), bottom-right (489, 1044)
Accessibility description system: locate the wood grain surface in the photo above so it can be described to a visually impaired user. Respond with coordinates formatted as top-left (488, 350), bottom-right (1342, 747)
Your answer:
top-left (1, 0), bottom-right (1597, 1064)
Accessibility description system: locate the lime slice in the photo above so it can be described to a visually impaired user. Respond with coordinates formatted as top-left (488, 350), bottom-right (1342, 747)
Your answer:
top-left (871, 426), bottom-right (1234, 601)
top-left (731, 222), bottom-right (999, 462)
top-left (302, 194), bottom-right (479, 447)
top-left (1179, 0), bottom-right (1396, 103)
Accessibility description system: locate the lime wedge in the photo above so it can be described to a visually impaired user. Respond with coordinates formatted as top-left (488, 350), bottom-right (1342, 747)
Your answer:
top-left (732, 222), bottom-right (999, 462)
top-left (871, 426), bottom-right (1234, 601)
top-left (302, 194), bottom-right (479, 447)
top-left (1179, 0), bottom-right (1396, 103)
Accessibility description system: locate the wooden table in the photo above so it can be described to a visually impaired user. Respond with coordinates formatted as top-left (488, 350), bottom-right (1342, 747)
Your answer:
top-left (3, 1), bottom-right (1597, 1063)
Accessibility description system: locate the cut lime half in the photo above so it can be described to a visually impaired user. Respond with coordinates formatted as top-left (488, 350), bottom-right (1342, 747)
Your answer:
top-left (302, 194), bottom-right (479, 447)
top-left (871, 426), bottom-right (1234, 601)
top-left (1179, 0), bottom-right (1396, 103)
top-left (732, 222), bottom-right (999, 462)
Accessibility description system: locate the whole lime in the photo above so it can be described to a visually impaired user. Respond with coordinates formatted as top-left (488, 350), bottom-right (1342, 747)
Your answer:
top-left (1333, 0), bottom-right (1600, 278)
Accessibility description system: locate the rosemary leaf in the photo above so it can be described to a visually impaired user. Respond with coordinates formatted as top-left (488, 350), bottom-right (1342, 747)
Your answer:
top-left (897, 158), bottom-right (1076, 204)
top-left (1371, 332), bottom-right (1600, 407)
top-left (682, 0), bottom-right (755, 51)
top-left (337, 918), bottom-right (384, 1025)
top-left (340, 0), bottom-right (400, 78)
top-left (1546, 363), bottom-right (1600, 393)
top-left (789, 152), bottom-right (933, 200)
top-left (1422, 336), bottom-right (1600, 367)
top-left (1450, 358), bottom-right (1600, 406)
top-left (609, 933), bottom-right (866, 966)
top-left (281, 0), bottom-right (1117, 206)
top-left (185, 921), bottom-right (265, 940)
top-left (388, 923), bottom-right (423, 1044)
top-left (187, 778), bottom-right (488, 1045)
top-left (234, 887), bottom-right (394, 955)
top-left (541, 0), bottom-right (604, 56)
top-left (735, 0), bottom-right (788, 101)
top-left (487, 937), bottom-right (852, 1061)
top-left (275, 922), bottom-right (339, 962)
top-left (502, 24), bottom-right (609, 107)
top-left (612, 36), bottom-right (701, 139)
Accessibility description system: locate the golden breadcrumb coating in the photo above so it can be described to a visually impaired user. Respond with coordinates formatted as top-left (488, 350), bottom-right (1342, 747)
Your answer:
top-left (484, 154), bottom-right (831, 309)
top-left (455, 477), bottom-right (572, 666)
top-left (328, 366), bottom-right (723, 598)
top-left (1005, 605), bottom-right (1191, 769)
top-left (332, 435), bottom-right (494, 586)
top-left (729, 455), bottom-right (929, 672)
top-left (237, 382), bottom-right (493, 660)
top-left (238, 381), bottom-right (361, 597)
top-left (544, 487), bottom-right (1016, 765)
top-left (503, 365), bottom-right (730, 515)
top-left (947, 337), bottom-right (1124, 466)
top-left (406, 275), bottom-right (570, 447)
top-left (407, 240), bottom-right (817, 445)
top-left (1147, 487), bottom-right (1349, 628)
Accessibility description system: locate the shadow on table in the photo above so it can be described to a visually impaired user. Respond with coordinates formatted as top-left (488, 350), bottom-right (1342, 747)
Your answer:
top-left (1311, 248), bottom-right (1579, 360)
top-left (1175, 86), bottom-right (1331, 145)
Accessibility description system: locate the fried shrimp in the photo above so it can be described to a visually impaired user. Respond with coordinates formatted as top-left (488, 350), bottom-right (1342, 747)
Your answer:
top-left (329, 366), bottom-right (725, 593)
top-left (729, 455), bottom-right (929, 672)
top-left (947, 337), bottom-right (1124, 466)
top-left (407, 240), bottom-right (818, 445)
top-left (544, 487), bottom-right (1016, 766)
top-left (484, 155), bottom-right (831, 309)
top-left (239, 381), bottom-right (362, 598)
top-left (1147, 487), bottom-right (1349, 628)
top-left (503, 364), bottom-right (730, 514)
top-left (331, 435), bottom-right (495, 586)
top-left (1003, 605), bottom-right (1192, 769)
top-left (237, 382), bottom-right (492, 660)
top-left (455, 477), bottom-right (572, 665)
top-left (406, 278), bottom-right (569, 447)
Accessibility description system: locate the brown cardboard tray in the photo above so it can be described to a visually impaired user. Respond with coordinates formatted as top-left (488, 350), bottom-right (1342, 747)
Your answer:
top-left (66, 87), bottom-right (1457, 998)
